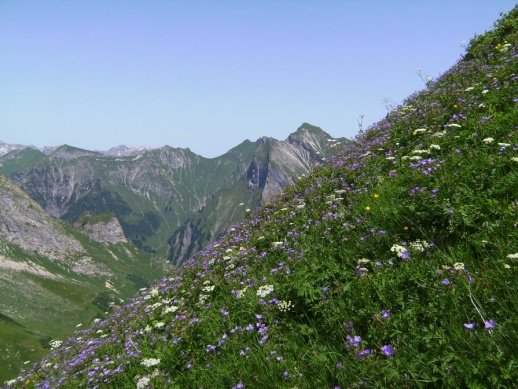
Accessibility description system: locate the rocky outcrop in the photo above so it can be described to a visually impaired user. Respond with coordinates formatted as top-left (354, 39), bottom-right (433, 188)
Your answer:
top-left (0, 174), bottom-right (84, 261)
top-left (77, 214), bottom-right (128, 244)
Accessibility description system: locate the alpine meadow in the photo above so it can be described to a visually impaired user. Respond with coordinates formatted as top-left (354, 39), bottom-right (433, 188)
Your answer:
top-left (4, 6), bottom-right (518, 389)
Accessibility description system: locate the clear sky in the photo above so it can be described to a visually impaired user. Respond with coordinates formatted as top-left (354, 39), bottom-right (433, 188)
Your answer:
top-left (1, 1), bottom-right (516, 158)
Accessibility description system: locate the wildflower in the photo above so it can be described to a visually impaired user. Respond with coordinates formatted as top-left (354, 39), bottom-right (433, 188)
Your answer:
top-left (374, 194), bottom-right (379, 198)
top-left (141, 358), bottom-right (161, 367)
top-left (381, 345), bottom-right (395, 357)
top-left (346, 335), bottom-right (362, 348)
top-left (137, 376), bottom-right (151, 389)
top-left (278, 300), bottom-right (292, 312)
top-left (447, 123), bottom-right (462, 128)
top-left (365, 206), bottom-right (371, 211)
top-left (403, 226), bottom-right (409, 231)
top-left (483, 137), bottom-right (494, 144)
top-left (442, 278), bottom-right (450, 286)
top-left (257, 285), bottom-right (274, 297)
top-left (463, 322), bottom-right (476, 329)
top-left (484, 320), bottom-right (496, 329)
top-left (453, 263), bottom-right (465, 270)
top-left (429, 144), bottom-right (441, 150)
top-left (512, 157), bottom-right (518, 162)
top-left (381, 310), bottom-right (391, 318)
top-left (358, 258), bottom-right (370, 264)
top-left (356, 349), bottom-right (372, 358)
top-left (391, 244), bottom-right (408, 258)
top-left (504, 264), bottom-right (511, 269)
top-left (507, 253), bottom-right (518, 259)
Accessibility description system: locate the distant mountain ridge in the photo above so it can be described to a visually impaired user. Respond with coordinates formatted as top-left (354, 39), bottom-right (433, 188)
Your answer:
top-left (0, 124), bottom-right (350, 264)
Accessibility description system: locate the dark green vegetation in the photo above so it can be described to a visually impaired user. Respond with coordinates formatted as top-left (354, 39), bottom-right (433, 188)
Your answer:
top-left (4, 6), bottom-right (518, 388)
top-left (1, 125), bottom-right (346, 265)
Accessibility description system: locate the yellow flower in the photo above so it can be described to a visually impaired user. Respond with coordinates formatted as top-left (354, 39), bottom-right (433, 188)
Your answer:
top-left (373, 194), bottom-right (379, 199)
top-left (453, 104), bottom-right (457, 108)
top-left (403, 226), bottom-right (409, 231)
top-left (365, 206), bottom-right (371, 211)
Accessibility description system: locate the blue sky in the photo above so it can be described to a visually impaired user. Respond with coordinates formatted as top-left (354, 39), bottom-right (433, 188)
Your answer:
top-left (1, 1), bottom-right (516, 158)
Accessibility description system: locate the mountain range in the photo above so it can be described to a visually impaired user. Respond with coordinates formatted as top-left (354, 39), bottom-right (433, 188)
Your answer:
top-left (0, 124), bottom-right (349, 265)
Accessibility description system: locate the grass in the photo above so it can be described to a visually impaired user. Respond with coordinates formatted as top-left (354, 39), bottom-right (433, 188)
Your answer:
top-left (3, 5), bottom-right (518, 389)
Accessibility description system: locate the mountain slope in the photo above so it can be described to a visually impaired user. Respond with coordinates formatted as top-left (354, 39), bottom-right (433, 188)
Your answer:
top-left (0, 173), bottom-right (169, 383)
top-left (4, 6), bottom-right (518, 387)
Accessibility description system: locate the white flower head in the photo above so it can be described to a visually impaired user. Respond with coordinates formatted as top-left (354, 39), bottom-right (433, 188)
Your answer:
top-left (453, 262), bottom-right (465, 270)
top-left (141, 358), bottom-right (161, 368)
top-left (483, 138), bottom-right (494, 144)
top-left (257, 285), bottom-right (274, 298)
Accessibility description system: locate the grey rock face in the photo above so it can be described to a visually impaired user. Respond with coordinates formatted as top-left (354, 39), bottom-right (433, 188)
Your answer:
top-left (79, 216), bottom-right (128, 244)
top-left (0, 174), bottom-right (84, 260)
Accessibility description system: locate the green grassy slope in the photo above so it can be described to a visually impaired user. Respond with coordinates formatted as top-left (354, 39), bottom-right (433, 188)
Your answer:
top-left (3, 6), bottom-right (518, 388)
top-left (0, 149), bottom-right (46, 176)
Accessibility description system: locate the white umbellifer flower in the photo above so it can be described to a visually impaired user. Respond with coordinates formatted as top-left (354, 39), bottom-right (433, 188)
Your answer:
top-left (155, 322), bottom-right (165, 329)
top-left (93, 318), bottom-right (101, 324)
top-left (507, 253), bottom-right (518, 259)
top-left (136, 376), bottom-right (150, 389)
top-left (278, 300), bottom-right (292, 312)
top-left (149, 302), bottom-right (162, 310)
top-left (409, 156), bottom-right (422, 161)
top-left (386, 156), bottom-right (396, 160)
top-left (163, 305), bottom-right (178, 314)
top-left (511, 157), bottom-right (518, 162)
top-left (149, 288), bottom-right (159, 297)
top-left (49, 340), bottom-right (63, 349)
top-left (272, 241), bottom-right (284, 248)
top-left (483, 138), bottom-right (494, 144)
top-left (504, 264), bottom-right (511, 269)
top-left (429, 144), bottom-right (441, 150)
top-left (390, 244), bottom-right (408, 258)
top-left (141, 358), bottom-right (161, 368)
top-left (482, 89), bottom-right (489, 94)
top-left (465, 86), bottom-right (475, 91)
top-left (409, 240), bottom-right (430, 252)
top-left (235, 288), bottom-right (247, 299)
top-left (357, 258), bottom-right (370, 264)
top-left (498, 143), bottom-right (511, 147)
top-left (447, 123), bottom-right (462, 128)
top-left (202, 285), bottom-right (215, 293)
top-left (453, 263), bottom-right (465, 270)
top-left (412, 149), bottom-right (429, 154)
top-left (414, 128), bottom-right (427, 133)
top-left (257, 285), bottom-right (274, 297)
top-left (433, 130), bottom-right (447, 137)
